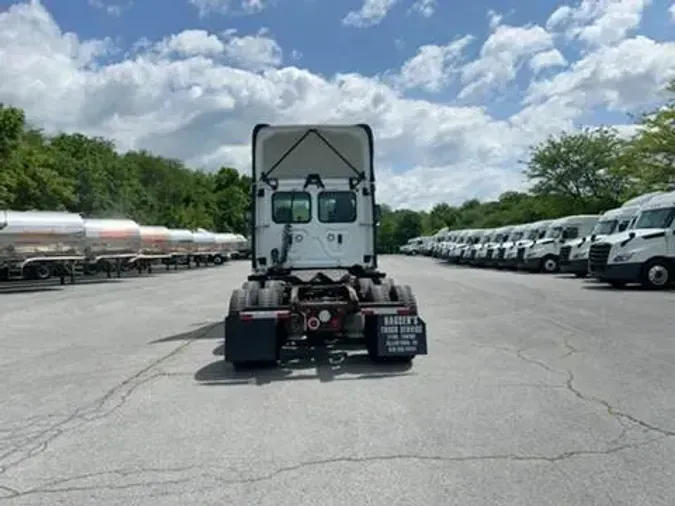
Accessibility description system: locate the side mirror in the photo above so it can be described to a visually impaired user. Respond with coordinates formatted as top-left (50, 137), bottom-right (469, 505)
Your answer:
top-left (374, 204), bottom-right (381, 224)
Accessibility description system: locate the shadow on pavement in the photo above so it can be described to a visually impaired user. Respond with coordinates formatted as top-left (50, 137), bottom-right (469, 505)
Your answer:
top-left (196, 341), bottom-right (415, 386)
top-left (150, 321), bottom-right (224, 344)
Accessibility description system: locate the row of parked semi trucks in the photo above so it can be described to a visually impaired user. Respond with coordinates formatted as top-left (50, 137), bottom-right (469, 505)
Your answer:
top-left (400, 190), bottom-right (675, 290)
top-left (0, 210), bottom-right (251, 282)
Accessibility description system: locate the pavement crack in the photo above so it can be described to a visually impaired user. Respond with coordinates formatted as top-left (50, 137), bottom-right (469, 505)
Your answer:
top-left (0, 440), bottom-right (665, 498)
top-left (0, 323), bottom-right (219, 477)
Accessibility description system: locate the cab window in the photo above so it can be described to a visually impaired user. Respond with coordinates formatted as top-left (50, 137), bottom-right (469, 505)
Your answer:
top-left (272, 191), bottom-right (311, 223)
top-left (318, 191), bottom-right (357, 223)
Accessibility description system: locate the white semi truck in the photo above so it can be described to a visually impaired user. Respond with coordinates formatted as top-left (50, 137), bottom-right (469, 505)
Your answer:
top-left (496, 223), bottom-right (531, 269)
top-left (517, 215), bottom-right (599, 273)
top-left (559, 192), bottom-right (665, 278)
top-left (225, 124), bottom-right (428, 368)
top-left (589, 190), bottom-right (675, 289)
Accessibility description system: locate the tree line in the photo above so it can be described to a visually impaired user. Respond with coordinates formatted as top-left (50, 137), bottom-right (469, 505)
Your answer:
top-left (1, 80), bottom-right (673, 251)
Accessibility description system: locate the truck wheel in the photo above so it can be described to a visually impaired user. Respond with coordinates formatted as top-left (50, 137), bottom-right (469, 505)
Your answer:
top-left (358, 278), bottom-right (374, 299)
top-left (228, 288), bottom-right (256, 315)
top-left (640, 259), bottom-right (672, 290)
top-left (392, 285), bottom-right (418, 315)
top-left (264, 280), bottom-right (285, 291)
top-left (212, 255), bottom-right (224, 265)
top-left (540, 255), bottom-right (559, 273)
top-left (368, 284), bottom-right (390, 302)
top-left (33, 263), bottom-right (52, 281)
top-left (258, 287), bottom-right (283, 307)
top-left (380, 277), bottom-right (396, 298)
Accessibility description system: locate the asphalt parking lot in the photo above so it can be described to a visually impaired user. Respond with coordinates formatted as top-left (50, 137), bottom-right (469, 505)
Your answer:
top-left (1, 256), bottom-right (674, 505)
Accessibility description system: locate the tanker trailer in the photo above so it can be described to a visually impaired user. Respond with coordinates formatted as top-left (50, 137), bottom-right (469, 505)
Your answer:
top-left (191, 229), bottom-right (218, 266)
top-left (166, 228), bottom-right (195, 269)
top-left (82, 219), bottom-right (142, 277)
top-left (231, 233), bottom-right (251, 259)
top-left (0, 210), bottom-right (86, 282)
top-left (212, 233), bottom-right (237, 263)
top-left (130, 226), bottom-right (172, 273)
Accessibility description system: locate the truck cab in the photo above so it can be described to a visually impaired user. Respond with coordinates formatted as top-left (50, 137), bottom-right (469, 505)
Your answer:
top-left (449, 230), bottom-right (472, 263)
top-left (461, 229), bottom-right (485, 265)
top-left (512, 220), bottom-right (552, 269)
top-left (497, 224), bottom-right (528, 268)
top-left (474, 228), bottom-right (498, 267)
top-left (226, 124), bottom-right (428, 368)
top-left (561, 192), bottom-right (665, 278)
top-left (521, 215), bottom-right (598, 273)
top-left (589, 190), bottom-right (675, 289)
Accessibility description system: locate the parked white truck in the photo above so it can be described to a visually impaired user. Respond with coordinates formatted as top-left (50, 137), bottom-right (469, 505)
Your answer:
top-left (559, 192), bottom-right (665, 278)
top-left (589, 190), bottom-right (675, 289)
top-left (496, 223), bottom-right (531, 269)
top-left (509, 220), bottom-right (552, 269)
top-left (518, 215), bottom-right (599, 273)
top-left (225, 123), bottom-right (428, 368)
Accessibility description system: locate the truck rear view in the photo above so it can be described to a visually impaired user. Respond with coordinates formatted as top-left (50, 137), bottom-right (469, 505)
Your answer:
top-left (224, 124), bottom-right (428, 369)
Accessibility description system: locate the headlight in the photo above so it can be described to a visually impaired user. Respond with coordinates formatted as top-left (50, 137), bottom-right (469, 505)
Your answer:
top-left (612, 253), bottom-right (634, 262)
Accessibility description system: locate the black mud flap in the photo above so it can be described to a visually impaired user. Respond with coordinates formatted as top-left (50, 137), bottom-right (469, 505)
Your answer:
top-left (376, 314), bottom-right (428, 357)
top-left (224, 315), bottom-right (279, 363)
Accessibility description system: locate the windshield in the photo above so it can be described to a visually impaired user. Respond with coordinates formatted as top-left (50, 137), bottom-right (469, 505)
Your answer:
top-left (526, 229), bottom-right (538, 240)
top-left (481, 235), bottom-right (491, 243)
top-left (510, 232), bottom-right (523, 241)
top-left (634, 207), bottom-right (675, 229)
top-left (546, 227), bottom-right (563, 239)
top-left (592, 220), bottom-right (617, 235)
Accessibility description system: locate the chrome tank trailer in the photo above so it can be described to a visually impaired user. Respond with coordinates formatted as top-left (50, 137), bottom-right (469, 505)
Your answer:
top-left (84, 219), bottom-right (142, 260)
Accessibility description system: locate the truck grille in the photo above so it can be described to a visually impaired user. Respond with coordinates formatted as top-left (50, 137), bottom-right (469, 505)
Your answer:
top-left (589, 243), bottom-right (611, 271)
top-left (497, 247), bottom-right (505, 260)
top-left (559, 245), bottom-right (571, 264)
top-left (517, 247), bottom-right (525, 261)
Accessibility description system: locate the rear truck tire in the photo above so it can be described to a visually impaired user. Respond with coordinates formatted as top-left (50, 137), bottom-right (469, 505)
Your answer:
top-left (258, 286), bottom-right (283, 307)
top-left (540, 255), bottom-right (559, 274)
top-left (358, 278), bottom-right (374, 299)
top-left (392, 284), bottom-right (418, 315)
top-left (640, 259), bottom-right (672, 290)
top-left (367, 283), bottom-right (390, 302)
top-left (242, 280), bottom-right (261, 303)
top-left (380, 277), bottom-right (396, 298)
top-left (228, 287), bottom-right (256, 315)
top-left (212, 254), bottom-right (224, 266)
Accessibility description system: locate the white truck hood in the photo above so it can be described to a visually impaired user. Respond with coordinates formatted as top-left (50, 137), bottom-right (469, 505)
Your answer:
top-left (601, 228), bottom-right (665, 246)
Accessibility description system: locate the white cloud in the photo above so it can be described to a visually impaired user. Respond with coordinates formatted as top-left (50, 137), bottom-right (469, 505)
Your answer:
top-left (530, 49), bottom-right (567, 73)
top-left (0, 1), bottom-right (674, 211)
top-left (410, 0), bottom-right (435, 18)
top-left (669, 2), bottom-right (675, 20)
top-left (88, 0), bottom-right (130, 16)
top-left (342, 0), bottom-right (398, 27)
top-left (546, 0), bottom-right (651, 46)
top-left (487, 9), bottom-right (503, 29)
top-left (188, 0), bottom-right (265, 17)
top-left (156, 30), bottom-right (225, 56)
top-left (395, 35), bottom-right (473, 92)
top-left (458, 24), bottom-right (555, 99)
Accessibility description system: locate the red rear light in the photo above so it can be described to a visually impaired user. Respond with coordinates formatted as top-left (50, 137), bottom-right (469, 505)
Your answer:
top-left (240, 313), bottom-right (253, 322)
top-left (396, 308), bottom-right (410, 315)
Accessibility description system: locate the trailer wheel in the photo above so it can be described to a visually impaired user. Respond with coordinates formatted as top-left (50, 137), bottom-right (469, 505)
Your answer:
top-left (33, 263), bottom-right (52, 281)
top-left (212, 255), bottom-right (224, 265)
top-left (640, 259), bottom-right (672, 290)
top-left (392, 285), bottom-right (418, 315)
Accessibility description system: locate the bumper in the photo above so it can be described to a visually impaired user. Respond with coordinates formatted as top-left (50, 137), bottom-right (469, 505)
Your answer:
top-left (560, 259), bottom-right (588, 275)
top-left (518, 257), bottom-right (540, 271)
top-left (590, 262), bottom-right (642, 284)
top-left (225, 306), bottom-right (428, 363)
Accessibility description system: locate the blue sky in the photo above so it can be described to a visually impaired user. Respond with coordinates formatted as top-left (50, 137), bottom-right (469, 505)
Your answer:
top-left (0, 0), bottom-right (674, 208)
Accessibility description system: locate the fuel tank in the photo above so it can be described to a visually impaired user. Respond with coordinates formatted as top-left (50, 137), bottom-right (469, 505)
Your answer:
top-left (168, 229), bottom-right (195, 254)
top-left (84, 219), bottom-right (142, 258)
top-left (138, 226), bottom-right (172, 256)
top-left (0, 210), bottom-right (86, 260)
